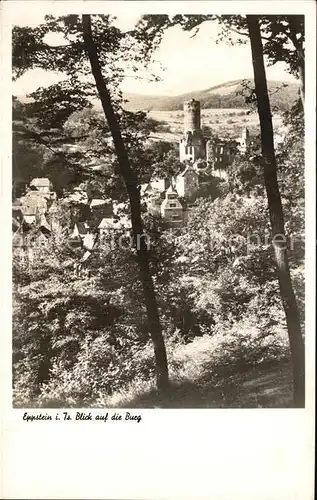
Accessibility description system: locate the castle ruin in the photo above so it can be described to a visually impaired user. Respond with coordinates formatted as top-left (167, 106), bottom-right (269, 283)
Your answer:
top-left (179, 99), bottom-right (206, 163)
top-left (148, 99), bottom-right (252, 224)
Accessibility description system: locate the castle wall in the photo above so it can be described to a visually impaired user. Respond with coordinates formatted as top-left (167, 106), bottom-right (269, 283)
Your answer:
top-left (179, 137), bottom-right (206, 163)
top-left (175, 176), bottom-right (185, 197)
top-left (206, 140), bottom-right (233, 177)
top-left (150, 178), bottom-right (169, 192)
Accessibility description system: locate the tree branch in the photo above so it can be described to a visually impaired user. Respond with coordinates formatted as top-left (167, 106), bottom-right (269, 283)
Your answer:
top-left (227, 25), bottom-right (271, 41)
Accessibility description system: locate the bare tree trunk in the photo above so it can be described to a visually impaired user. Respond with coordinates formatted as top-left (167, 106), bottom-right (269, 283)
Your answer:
top-left (82, 14), bottom-right (169, 393)
top-left (296, 47), bottom-right (305, 108)
top-left (246, 15), bottom-right (305, 407)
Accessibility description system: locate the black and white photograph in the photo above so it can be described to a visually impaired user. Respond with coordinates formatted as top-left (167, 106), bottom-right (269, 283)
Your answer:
top-left (10, 8), bottom-right (308, 412)
top-left (1, 1), bottom-right (315, 498)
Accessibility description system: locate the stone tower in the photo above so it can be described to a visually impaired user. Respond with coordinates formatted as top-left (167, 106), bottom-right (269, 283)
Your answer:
top-left (184, 99), bottom-right (201, 133)
top-left (179, 99), bottom-right (205, 163)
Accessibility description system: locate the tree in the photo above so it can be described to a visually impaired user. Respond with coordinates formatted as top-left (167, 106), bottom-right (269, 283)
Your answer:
top-left (136, 14), bottom-right (305, 405)
top-left (12, 14), bottom-right (169, 394)
top-left (145, 140), bottom-right (183, 180)
top-left (217, 15), bottom-right (305, 108)
top-left (81, 14), bottom-right (169, 392)
top-left (246, 15), bottom-right (304, 407)
top-left (136, 15), bottom-right (304, 109)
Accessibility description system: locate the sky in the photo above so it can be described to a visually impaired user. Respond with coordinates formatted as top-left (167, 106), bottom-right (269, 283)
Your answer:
top-left (12, 12), bottom-right (297, 97)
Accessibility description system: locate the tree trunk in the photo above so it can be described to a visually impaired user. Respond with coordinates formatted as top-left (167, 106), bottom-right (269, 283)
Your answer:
top-left (82, 14), bottom-right (169, 393)
top-left (246, 15), bottom-right (305, 407)
top-left (296, 47), bottom-right (305, 108)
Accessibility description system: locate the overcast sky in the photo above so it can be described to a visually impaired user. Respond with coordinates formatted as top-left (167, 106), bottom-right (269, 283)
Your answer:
top-left (12, 13), bottom-right (297, 97)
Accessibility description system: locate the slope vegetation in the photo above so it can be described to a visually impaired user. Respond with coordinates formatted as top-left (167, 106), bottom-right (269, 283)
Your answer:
top-left (122, 79), bottom-right (299, 112)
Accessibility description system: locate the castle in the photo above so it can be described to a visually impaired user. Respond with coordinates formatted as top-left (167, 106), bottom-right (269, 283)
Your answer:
top-left (179, 99), bottom-right (206, 163)
top-left (144, 98), bottom-right (251, 225)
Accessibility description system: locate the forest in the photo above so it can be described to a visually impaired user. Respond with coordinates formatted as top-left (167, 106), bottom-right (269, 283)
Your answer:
top-left (12, 14), bottom-right (305, 408)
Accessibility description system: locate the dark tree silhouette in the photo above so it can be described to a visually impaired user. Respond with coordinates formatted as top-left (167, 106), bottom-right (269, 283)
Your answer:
top-left (82, 14), bottom-right (169, 393)
top-left (246, 15), bottom-right (305, 407)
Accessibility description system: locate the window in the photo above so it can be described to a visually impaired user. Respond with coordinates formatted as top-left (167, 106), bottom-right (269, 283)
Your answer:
top-left (189, 146), bottom-right (192, 154)
top-left (169, 203), bottom-right (177, 208)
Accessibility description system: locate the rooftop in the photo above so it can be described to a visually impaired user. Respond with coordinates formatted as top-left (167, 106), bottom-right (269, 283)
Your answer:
top-left (30, 178), bottom-right (51, 188)
top-left (76, 222), bottom-right (91, 235)
top-left (90, 199), bottom-right (107, 209)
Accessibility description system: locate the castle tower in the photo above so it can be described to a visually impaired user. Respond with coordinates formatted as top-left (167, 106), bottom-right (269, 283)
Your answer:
top-left (184, 99), bottom-right (201, 133)
top-left (179, 99), bottom-right (206, 163)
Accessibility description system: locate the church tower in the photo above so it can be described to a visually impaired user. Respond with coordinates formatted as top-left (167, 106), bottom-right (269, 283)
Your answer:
top-left (179, 99), bottom-right (206, 163)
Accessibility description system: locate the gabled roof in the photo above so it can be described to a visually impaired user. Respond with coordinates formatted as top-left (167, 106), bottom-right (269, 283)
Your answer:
top-left (99, 215), bottom-right (130, 230)
top-left (39, 216), bottom-right (51, 235)
top-left (21, 191), bottom-right (47, 215)
top-left (90, 199), bottom-right (107, 209)
top-left (140, 184), bottom-right (150, 196)
top-left (166, 185), bottom-right (178, 195)
top-left (98, 217), bottom-right (114, 229)
top-left (178, 165), bottom-right (199, 178)
top-left (23, 205), bottom-right (38, 216)
top-left (76, 222), bottom-right (91, 235)
top-left (30, 178), bottom-right (51, 188)
top-left (68, 234), bottom-right (82, 246)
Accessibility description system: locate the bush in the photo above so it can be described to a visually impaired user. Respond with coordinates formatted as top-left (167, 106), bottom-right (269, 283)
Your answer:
top-left (37, 331), bottom-right (155, 407)
top-left (169, 317), bottom-right (290, 384)
top-left (36, 330), bottom-right (187, 408)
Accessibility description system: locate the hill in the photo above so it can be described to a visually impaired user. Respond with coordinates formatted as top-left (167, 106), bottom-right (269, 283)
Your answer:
top-left (121, 79), bottom-right (299, 112)
top-left (16, 79), bottom-right (300, 115)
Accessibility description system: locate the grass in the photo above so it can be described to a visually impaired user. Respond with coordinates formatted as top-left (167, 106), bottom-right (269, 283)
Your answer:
top-left (16, 359), bottom-right (294, 409)
top-left (20, 326), bottom-right (293, 409)
top-left (146, 108), bottom-right (283, 143)
top-left (100, 361), bottom-right (293, 409)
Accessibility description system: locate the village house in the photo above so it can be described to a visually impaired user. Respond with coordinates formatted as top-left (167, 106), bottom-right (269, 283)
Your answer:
top-left (160, 185), bottom-right (184, 225)
top-left (29, 177), bottom-right (51, 193)
top-left (12, 176), bottom-right (60, 266)
top-left (174, 164), bottom-right (199, 198)
top-left (71, 221), bottom-right (91, 239)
